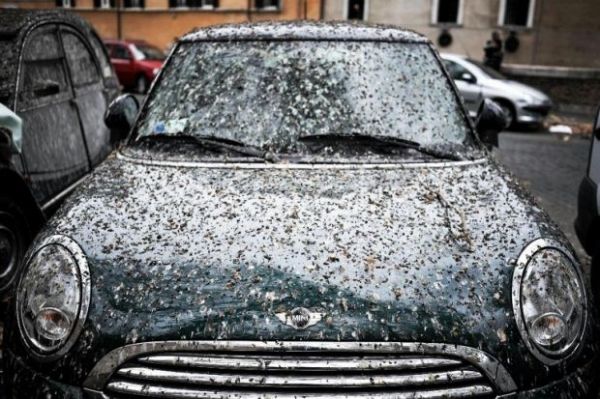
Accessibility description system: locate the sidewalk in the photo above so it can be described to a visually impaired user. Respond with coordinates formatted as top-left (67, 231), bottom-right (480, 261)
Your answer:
top-left (544, 110), bottom-right (594, 137)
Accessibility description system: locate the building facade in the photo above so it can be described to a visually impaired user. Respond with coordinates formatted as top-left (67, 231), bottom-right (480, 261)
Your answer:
top-left (1, 0), bottom-right (323, 50)
top-left (325, 0), bottom-right (600, 69)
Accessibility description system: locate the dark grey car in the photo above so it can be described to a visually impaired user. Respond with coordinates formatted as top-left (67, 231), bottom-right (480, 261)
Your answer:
top-left (0, 10), bottom-right (120, 297)
top-left (3, 22), bottom-right (598, 399)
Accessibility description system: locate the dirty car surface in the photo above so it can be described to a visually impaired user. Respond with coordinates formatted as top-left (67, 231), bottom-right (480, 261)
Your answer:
top-left (0, 9), bottom-right (120, 305)
top-left (3, 22), bottom-right (599, 399)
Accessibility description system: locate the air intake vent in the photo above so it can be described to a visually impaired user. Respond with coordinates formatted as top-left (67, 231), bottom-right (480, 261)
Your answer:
top-left (94, 342), bottom-right (502, 399)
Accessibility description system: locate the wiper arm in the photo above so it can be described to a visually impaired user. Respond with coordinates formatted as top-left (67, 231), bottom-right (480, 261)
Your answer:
top-left (298, 133), bottom-right (464, 161)
top-left (137, 133), bottom-right (279, 162)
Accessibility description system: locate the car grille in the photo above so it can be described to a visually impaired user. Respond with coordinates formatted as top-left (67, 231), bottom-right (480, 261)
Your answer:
top-left (98, 344), bottom-right (499, 399)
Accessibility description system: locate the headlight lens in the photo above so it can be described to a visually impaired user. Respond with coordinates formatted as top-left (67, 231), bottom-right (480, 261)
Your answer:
top-left (514, 240), bottom-right (587, 364)
top-left (152, 67), bottom-right (159, 76)
top-left (16, 236), bottom-right (90, 360)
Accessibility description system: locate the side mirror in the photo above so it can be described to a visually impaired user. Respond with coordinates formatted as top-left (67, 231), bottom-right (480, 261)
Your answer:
top-left (105, 94), bottom-right (139, 143)
top-left (475, 99), bottom-right (507, 148)
top-left (460, 72), bottom-right (476, 84)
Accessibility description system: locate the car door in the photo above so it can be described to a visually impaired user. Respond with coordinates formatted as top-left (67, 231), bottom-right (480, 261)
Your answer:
top-left (443, 59), bottom-right (481, 116)
top-left (111, 43), bottom-right (135, 87)
top-left (17, 24), bottom-right (90, 205)
top-left (60, 25), bottom-right (112, 166)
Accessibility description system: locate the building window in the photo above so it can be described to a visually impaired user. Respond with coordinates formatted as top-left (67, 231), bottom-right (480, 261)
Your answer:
top-left (169, 0), bottom-right (218, 8)
top-left (499, 0), bottom-right (535, 28)
top-left (431, 0), bottom-right (463, 25)
top-left (347, 0), bottom-right (367, 20)
top-left (124, 0), bottom-right (145, 7)
top-left (94, 0), bottom-right (115, 8)
top-left (255, 0), bottom-right (279, 9)
top-left (56, 0), bottom-right (75, 8)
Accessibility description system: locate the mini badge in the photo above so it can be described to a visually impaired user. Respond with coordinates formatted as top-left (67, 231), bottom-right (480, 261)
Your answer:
top-left (275, 307), bottom-right (324, 330)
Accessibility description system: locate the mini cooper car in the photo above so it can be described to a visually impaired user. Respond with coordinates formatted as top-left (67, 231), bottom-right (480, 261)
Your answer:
top-left (4, 22), bottom-right (599, 398)
top-left (0, 9), bottom-right (120, 301)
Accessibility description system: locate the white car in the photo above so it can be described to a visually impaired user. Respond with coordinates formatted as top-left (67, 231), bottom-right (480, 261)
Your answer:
top-left (441, 53), bottom-right (552, 128)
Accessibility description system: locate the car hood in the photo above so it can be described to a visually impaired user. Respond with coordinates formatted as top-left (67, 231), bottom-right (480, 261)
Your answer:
top-left (21, 153), bottom-right (570, 385)
top-left (483, 79), bottom-right (550, 103)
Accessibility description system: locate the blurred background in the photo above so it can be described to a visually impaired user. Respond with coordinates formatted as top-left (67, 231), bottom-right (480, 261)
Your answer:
top-left (1, 0), bottom-right (599, 119)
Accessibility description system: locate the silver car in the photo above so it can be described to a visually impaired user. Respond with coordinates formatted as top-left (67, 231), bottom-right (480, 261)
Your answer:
top-left (441, 53), bottom-right (552, 128)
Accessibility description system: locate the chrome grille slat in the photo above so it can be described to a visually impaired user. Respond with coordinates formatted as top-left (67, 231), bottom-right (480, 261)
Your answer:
top-left (116, 366), bottom-right (484, 388)
top-left (106, 380), bottom-right (495, 399)
top-left (137, 354), bottom-right (464, 371)
top-left (89, 341), bottom-right (513, 399)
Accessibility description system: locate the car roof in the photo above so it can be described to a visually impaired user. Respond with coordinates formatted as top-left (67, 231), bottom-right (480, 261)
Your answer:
top-left (180, 21), bottom-right (430, 43)
top-left (0, 9), bottom-right (91, 38)
top-left (440, 53), bottom-right (467, 61)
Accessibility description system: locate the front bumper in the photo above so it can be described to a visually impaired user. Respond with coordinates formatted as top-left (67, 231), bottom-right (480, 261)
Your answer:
top-left (516, 103), bottom-right (552, 125)
top-left (4, 348), bottom-right (599, 399)
top-left (3, 349), bottom-right (85, 398)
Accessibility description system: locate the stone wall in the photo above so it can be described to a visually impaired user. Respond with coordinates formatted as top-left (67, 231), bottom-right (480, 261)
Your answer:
top-left (324, 0), bottom-right (600, 69)
top-left (0, 0), bottom-right (323, 51)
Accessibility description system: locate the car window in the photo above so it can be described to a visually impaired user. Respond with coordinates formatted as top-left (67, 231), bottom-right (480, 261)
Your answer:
top-left (131, 43), bottom-right (165, 60)
top-left (89, 35), bottom-right (115, 79)
top-left (466, 59), bottom-right (506, 80)
top-left (112, 45), bottom-right (131, 60)
top-left (62, 30), bottom-right (101, 87)
top-left (136, 41), bottom-right (472, 153)
top-left (19, 25), bottom-right (70, 108)
top-left (443, 59), bottom-right (470, 80)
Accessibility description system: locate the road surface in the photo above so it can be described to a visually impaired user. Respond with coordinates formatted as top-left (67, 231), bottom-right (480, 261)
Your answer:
top-left (496, 131), bottom-right (592, 267)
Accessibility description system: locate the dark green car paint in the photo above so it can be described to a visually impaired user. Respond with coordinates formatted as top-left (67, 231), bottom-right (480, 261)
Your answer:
top-left (4, 154), bottom-right (598, 395)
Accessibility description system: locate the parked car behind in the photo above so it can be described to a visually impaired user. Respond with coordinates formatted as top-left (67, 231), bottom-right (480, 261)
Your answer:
top-left (575, 107), bottom-right (600, 304)
top-left (0, 9), bottom-right (120, 300)
top-left (441, 53), bottom-right (552, 129)
top-left (4, 22), bottom-right (598, 398)
top-left (104, 39), bottom-right (165, 94)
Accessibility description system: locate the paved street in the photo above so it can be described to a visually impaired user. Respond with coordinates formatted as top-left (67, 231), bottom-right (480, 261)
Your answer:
top-left (496, 131), bottom-right (592, 268)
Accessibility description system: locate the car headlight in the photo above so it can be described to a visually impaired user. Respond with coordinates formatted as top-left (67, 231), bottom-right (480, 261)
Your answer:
top-left (152, 67), bottom-right (159, 76)
top-left (16, 235), bottom-right (90, 360)
top-left (512, 238), bottom-right (587, 365)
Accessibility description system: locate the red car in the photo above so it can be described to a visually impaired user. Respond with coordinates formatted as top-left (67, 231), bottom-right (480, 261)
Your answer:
top-left (104, 39), bottom-right (165, 94)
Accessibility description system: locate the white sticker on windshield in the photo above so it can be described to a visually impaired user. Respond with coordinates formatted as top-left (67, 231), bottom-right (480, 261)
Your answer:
top-left (154, 118), bottom-right (188, 134)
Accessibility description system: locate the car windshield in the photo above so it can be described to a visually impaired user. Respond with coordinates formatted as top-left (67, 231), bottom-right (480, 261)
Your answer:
top-left (133, 40), bottom-right (475, 160)
top-left (466, 59), bottom-right (506, 80)
top-left (132, 43), bottom-right (165, 60)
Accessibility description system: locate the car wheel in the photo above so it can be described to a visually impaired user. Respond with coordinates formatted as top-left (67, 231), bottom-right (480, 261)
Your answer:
top-left (135, 75), bottom-right (149, 94)
top-left (0, 197), bottom-right (32, 298)
top-left (496, 101), bottom-right (515, 129)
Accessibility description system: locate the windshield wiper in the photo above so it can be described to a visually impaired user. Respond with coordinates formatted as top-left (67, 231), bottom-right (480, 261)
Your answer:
top-left (136, 134), bottom-right (279, 163)
top-left (298, 133), bottom-right (465, 161)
